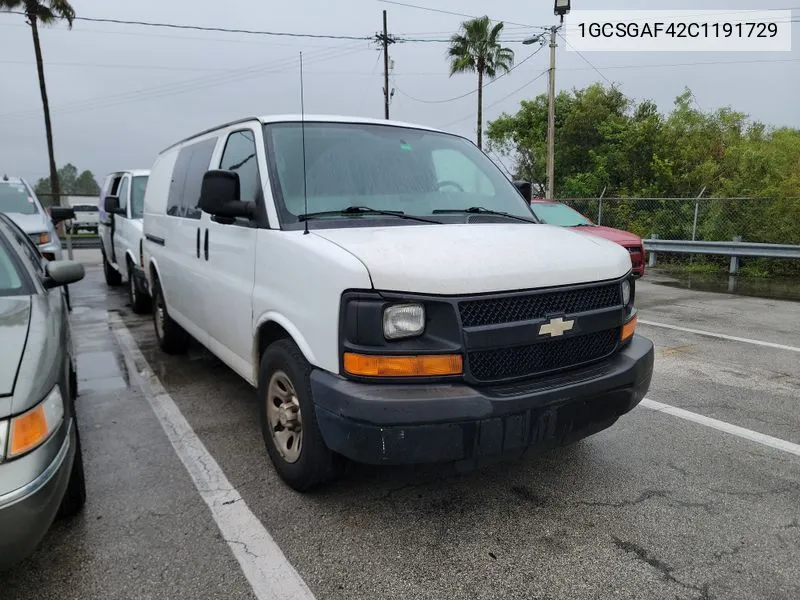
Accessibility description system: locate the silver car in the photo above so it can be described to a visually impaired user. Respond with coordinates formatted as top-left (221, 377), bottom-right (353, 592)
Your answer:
top-left (0, 175), bottom-right (63, 261)
top-left (0, 212), bottom-right (87, 571)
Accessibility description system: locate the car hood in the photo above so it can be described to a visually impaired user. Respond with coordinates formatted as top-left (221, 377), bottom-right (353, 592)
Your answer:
top-left (0, 297), bottom-right (31, 409)
top-left (572, 225), bottom-right (641, 246)
top-left (3, 211), bottom-right (51, 235)
top-left (312, 223), bottom-right (632, 295)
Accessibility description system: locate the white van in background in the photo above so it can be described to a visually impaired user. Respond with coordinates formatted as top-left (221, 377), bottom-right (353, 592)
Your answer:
top-left (98, 169), bottom-right (151, 313)
top-left (142, 115), bottom-right (653, 492)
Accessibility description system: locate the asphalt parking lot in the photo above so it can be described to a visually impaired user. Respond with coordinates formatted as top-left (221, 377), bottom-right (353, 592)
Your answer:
top-left (3, 251), bottom-right (799, 600)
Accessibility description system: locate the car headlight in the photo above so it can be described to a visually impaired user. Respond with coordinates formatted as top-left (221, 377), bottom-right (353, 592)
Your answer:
top-left (621, 280), bottom-right (631, 306)
top-left (6, 385), bottom-right (64, 459)
top-left (383, 303), bottom-right (425, 340)
top-left (30, 231), bottom-right (51, 246)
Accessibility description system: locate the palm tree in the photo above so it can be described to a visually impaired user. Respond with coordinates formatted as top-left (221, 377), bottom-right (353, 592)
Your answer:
top-left (1, 0), bottom-right (75, 207)
top-left (448, 16), bottom-right (514, 150)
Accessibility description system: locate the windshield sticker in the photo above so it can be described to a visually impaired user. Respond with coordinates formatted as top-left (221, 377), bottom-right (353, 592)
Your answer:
top-left (27, 196), bottom-right (34, 203)
top-left (400, 142), bottom-right (412, 152)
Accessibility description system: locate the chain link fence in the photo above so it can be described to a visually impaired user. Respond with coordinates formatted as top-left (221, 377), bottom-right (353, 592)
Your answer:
top-left (558, 197), bottom-right (800, 245)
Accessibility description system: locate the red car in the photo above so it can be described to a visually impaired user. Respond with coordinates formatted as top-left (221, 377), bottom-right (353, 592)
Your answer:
top-left (529, 200), bottom-right (646, 277)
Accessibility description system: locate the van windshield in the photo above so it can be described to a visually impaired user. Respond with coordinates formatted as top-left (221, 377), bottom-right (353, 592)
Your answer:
top-left (263, 122), bottom-right (535, 227)
top-left (0, 181), bottom-right (38, 215)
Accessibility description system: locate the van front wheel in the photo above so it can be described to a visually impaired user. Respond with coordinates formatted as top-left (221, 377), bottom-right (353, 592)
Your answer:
top-left (258, 339), bottom-right (342, 492)
top-left (152, 280), bottom-right (189, 355)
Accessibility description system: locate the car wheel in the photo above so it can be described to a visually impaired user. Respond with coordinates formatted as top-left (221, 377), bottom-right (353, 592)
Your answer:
top-left (127, 260), bottom-right (151, 314)
top-left (257, 339), bottom-right (343, 492)
top-left (102, 249), bottom-right (122, 287)
top-left (152, 279), bottom-right (189, 355)
top-left (58, 420), bottom-right (87, 518)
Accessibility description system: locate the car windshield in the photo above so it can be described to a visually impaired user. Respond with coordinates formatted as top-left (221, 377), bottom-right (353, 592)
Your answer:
top-left (0, 181), bottom-right (38, 215)
top-left (529, 202), bottom-right (593, 227)
top-left (263, 122), bottom-right (536, 227)
top-left (130, 175), bottom-right (148, 219)
top-left (0, 237), bottom-right (25, 295)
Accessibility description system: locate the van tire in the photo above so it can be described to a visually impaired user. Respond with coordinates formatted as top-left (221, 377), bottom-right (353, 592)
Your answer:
top-left (258, 339), bottom-right (343, 492)
top-left (152, 280), bottom-right (189, 355)
top-left (102, 249), bottom-right (122, 287)
top-left (127, 258), bottom-right (151, 314)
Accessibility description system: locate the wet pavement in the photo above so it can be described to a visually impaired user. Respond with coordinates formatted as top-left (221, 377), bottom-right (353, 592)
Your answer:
top-left (3, 250), bottom-right (799, 600)
top-left (648, 269), bottom-right (800, 302)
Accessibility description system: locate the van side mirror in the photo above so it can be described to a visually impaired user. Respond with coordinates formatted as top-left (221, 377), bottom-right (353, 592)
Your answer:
top-left (49, 206), bottom-right (75, 225)
top-left (104, 195), bottom-right (124, 215)
top-left (513, 180), bottom-right (532, 202)
top-left (199, 170), bottom-right (255, 223)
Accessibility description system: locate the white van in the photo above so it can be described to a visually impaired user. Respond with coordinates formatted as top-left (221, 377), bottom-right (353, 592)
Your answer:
top-left (98, 170), bottom-right (150, 313)
top-left (142, 116), bottom-right (654, 491)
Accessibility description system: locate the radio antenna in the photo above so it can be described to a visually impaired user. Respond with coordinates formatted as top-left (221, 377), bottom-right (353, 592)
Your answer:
top-left (300, 51), bottom-right (309, 235)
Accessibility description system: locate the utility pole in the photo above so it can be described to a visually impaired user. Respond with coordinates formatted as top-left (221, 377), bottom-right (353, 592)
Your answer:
top-left (545, 25), bottom-right (557, 200)
top-left (524, 0), bottom-right (571, 200)
top-left (375, 10), bottom-right (396, 120)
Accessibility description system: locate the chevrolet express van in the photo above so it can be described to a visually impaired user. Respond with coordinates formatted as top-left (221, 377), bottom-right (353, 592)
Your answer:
top-left (98, 170), bottom-right (151, 313)
top-left (142, 116), bottom-right (654, 491)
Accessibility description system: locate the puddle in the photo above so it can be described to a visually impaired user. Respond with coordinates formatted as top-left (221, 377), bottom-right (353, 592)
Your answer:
top-left (655, 273), bottom-right (800, 302)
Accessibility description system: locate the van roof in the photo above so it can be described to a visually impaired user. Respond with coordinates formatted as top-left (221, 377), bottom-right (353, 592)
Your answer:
top-left (160, 115), bottom-right (450, 154)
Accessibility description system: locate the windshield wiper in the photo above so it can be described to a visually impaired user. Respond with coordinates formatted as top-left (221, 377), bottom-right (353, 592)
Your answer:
top-left (298, 206), bottom-right (441, 224)
top-left (432, 206), bottom-right (539, 224)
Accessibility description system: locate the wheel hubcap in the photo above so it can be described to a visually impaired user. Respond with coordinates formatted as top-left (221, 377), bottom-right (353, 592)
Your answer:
top-left (266, 371), bottom-right (303, 463)
top-left (130, 277), bottom-right (137, 302)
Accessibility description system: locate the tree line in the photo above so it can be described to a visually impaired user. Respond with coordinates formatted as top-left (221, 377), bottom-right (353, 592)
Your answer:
top-left (487, 84), bottom-right (800, 249)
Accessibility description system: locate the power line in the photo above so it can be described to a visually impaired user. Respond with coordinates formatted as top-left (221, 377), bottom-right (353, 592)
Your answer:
top-left (0, 44), bottom-right (368, 121)
top-left (395, 45), bottom-right (546, 104)
top-left (375, 0), bottom-right (546, 30)
top-left (556, 32), bottom-right (615, 89)
top-left (1, 10), bottom-right (373, 40)
top-left (441, 69), bottom-right (549, 128)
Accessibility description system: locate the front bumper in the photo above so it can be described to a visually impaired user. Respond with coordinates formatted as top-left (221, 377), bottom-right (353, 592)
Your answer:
top-left (38, 238), bottom-right (63, 261)
top-left (0, 422), bottom-right (74, 571)
top-left (311, 334), bottom-right (654, 465)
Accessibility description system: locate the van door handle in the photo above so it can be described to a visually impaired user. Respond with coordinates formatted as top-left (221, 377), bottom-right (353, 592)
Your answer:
top-left (196, 228), bottom-right (200, 258)
top-left (203, 228), bottom-right (209, 260)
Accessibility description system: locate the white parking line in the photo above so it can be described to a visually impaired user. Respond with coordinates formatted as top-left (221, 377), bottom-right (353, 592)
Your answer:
top-left (641, 399), bottom-right (800, 457)
top-left (639, 319), bottom-right (800, 353)
top-left (110, 316), bottom-right (316, 600)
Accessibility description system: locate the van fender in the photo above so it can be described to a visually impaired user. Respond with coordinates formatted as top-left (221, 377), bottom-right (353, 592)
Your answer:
top-left (147, 257), bottom-right (168, 306)
top-left (252, 311), bottom-right (318, 377)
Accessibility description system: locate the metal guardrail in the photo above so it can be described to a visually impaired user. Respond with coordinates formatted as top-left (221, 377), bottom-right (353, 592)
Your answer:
top-left (644, 237), bottom-right (800, 274)
top-left (644, 239), bottom-right (800, 259)
top-left (61, 236), bottom-right (101, 250)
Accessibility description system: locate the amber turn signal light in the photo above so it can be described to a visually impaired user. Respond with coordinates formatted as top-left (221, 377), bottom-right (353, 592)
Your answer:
top-left (621, 314), bottom-right (638, 342)
top-left (343, 353), bottom-right (463, 377)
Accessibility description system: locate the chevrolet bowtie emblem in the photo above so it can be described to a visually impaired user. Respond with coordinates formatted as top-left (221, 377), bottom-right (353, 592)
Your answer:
top-left (539, 317), bottom-right (575, 337)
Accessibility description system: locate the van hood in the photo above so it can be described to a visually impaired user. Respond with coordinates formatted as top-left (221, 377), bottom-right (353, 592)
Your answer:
top-left (4, 212), bottom-right (51, 235)
top-left (312, 223), bottom-right (632, 295)
top-left (0, 297), bottom-right (31, 404)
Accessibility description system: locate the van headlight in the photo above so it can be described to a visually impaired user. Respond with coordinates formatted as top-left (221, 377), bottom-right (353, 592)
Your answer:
top-left (621, 280), bottom-right (631, 306)
top-left (383, 303), bottom-right (425, 340)
top-left (5, 385), bottom-right (64, 459)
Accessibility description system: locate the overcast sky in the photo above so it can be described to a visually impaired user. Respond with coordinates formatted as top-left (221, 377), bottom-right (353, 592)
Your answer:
top-left (1, 0), bottom-right (798, 185)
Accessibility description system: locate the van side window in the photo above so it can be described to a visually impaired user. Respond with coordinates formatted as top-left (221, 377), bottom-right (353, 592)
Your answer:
top-left (220, 130), bottom-right (261, 204)
top-left (166, 138), bottom-right (217, 219)
top-left (117, 176), bottom-right (129, 213)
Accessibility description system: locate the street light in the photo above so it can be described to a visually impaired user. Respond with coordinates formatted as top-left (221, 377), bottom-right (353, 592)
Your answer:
top-left (554, 0), bottom-right (570, 22)
top-left (522, 33), bottom-right (544, 45)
